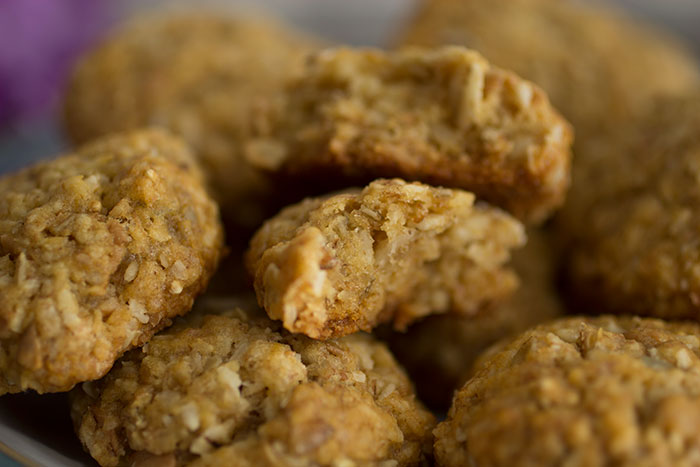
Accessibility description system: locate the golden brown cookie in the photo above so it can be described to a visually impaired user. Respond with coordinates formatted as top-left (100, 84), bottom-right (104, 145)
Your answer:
top-left (398, 0), bottom-right (700, 134)
top-left (63, 13), bottom-right (320, 227)
top-left (0, 129), bottom-right (224, 394)
top-left (386, 228), bottom-right (563, 410)
top-left (563, 96), bottom-right (700, 322)
top-left (435, 315), bottom-right (700, 467)
top-left (246, 178), bottom-right (525, 339)
top-left (71, 305), bottom-right (436, 466)
top-left (251, 46), bottom-right (573, 224)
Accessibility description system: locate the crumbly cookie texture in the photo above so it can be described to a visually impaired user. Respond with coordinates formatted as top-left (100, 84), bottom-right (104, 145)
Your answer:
top-left (251, 46), bottom-right (572, 224)
top-left (398, 0), bottom-right (700, 135)
top-left (71, 306), bottom-right (436, 467)
top-left (63, 13), bottom-right (319, 226)
top-left (246, 178), bottom-right (525, 339)
top-left (0, 129), bottom-right (224, 394)
top-left (435, 316), bottom-right (700, 467)
top-left (386, 228), bottom-right (563, 409)
top-left (563, 96), bottom-right (700, 321)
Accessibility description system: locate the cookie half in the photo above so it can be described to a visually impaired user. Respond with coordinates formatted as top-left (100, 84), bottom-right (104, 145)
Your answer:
top-left (246, 178), bottom-right (525, 339)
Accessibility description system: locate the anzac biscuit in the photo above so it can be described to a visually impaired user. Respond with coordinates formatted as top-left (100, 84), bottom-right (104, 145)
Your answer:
top-left (71, 306), bottom-right (435, 466)
top-left (435, 316), bottom-right (700, 467)
top-left (0, 129), bottom-right (223, 394)
top-left (564, 96), bottom-right (700, 321)
top-left (246, 179), bottom-right (525, 339)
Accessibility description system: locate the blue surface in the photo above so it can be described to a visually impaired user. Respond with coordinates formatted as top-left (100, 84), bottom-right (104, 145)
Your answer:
top-left (0, 119), bottom-right (66, 174)
top-left (0, 453), bottom-right (21, 467)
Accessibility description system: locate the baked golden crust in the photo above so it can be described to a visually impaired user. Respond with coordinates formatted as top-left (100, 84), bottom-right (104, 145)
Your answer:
top-left (398, 0), bottom-right (700, 134)
top-left (386, 228), bottom-right (563, 409)
top-left (71, 306), bottom-right (435, 466)
top-left (246, 179), bottom-right (525, 339)
top-left (0, 129), bottom-right (224, 394)
top-left (63, 13), bottom-right (319, 226)
top-left (435, 315), bottom-right (700, 467)
top-left (563, 96), bottom-right (700, 321)
top-left (251, 46), bottom-right (572, 224)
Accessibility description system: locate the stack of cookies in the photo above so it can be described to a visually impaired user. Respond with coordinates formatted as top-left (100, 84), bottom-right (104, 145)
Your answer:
top-left (2, 1), bottom-right (700, 465)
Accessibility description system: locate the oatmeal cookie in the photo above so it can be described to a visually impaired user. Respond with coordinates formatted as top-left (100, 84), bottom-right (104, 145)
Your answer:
top-left (63, 13), bottom-right (319, 226)
top-left (386, 228), bottom-right (563, 410)
top-left (0, 129), bottom-right (224, 394)
top-left (71, 305), bottom-right (435, 466)
top-left (246, 178), bottom-right (525, 339)
top-left (435, 315), bottom-right (700, 467)
top-left (252, 46), bottom-right (572, 224)
top-left (563, 96), bottom-right (700, 322)
top-left (398, 0), bottom-right (700, 135)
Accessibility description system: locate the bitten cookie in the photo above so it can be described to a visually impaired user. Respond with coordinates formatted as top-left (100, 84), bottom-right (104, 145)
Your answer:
top-left (246, 178), bottom-right (525, 339)
top-left (387, 228), bottom-right (563, 409)
top-left (0, 129), bottom-right (224, 394)
top-left (435, 316), bottom-right (700, 467)
top-left (251, 46), bottom-right (572, 223)
top-left (63, 13), bottom-right (319, 226)
top-left (71, 305), bottom-right (436, 466)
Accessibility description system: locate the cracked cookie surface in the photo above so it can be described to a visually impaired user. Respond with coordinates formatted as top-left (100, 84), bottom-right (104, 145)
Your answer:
top-left (71, 305), bottom-right (435, 466)
top-left (246, 178), bottom-right (525, 339)
top-left (63, 13), bottom-right (319, 226)
top-left (435, 315), bottom-right (700, 467)
top-left (0, 129), bottom-right (224, 394)
top-left (252, 46), bottom-right (572, 224)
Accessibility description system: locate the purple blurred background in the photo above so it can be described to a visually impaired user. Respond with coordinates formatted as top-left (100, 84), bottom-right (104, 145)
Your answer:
top-left (0, 0), bottom-right (113, 128)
